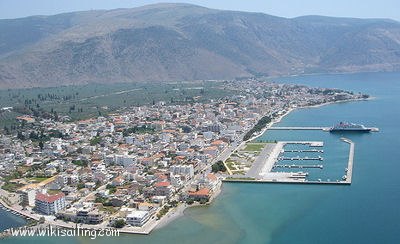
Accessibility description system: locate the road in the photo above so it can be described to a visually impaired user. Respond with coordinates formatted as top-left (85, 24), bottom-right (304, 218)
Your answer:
top-left (246, 143), bottom-right (277, 178)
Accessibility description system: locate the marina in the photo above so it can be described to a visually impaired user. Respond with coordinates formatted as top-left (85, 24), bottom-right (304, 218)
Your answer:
top-left (229, 138), bottom-right (356, 185)
top-left (284, 149), bottom-right (323, 153)
top-left (269, 126), bottom-right (379, 132)
top-left (273, 164), bottom-right (323, 169)
top-left (277, 156), bottom-right (324, 161)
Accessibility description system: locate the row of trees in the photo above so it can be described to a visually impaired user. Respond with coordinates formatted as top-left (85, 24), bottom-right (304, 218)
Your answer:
top-left (243, 116), bottom-right (272, 141)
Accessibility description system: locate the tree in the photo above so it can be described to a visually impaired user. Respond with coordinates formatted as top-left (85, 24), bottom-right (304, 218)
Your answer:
top-left (39, 141), bottom-right (44, 150)
top-left (17, 131), bottom-right (25, 140)
top-left (211, 161), bottom-right (226, 173)
top-left (113, 219), bottom-right (126, 228)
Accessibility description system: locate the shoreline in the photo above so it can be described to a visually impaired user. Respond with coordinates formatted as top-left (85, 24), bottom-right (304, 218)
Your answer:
top-left (154, 98), bottom-right (369, 230)
top-left (0, 97), bottom-right (370, 236)
top-left (155, 181), bottom-right (223, 230)
top-left (248, 97), bottom-right (371, 143)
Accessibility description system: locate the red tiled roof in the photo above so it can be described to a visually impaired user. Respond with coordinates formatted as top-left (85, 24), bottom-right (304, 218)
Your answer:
top-left (154, 181), bottom-right (170, 187)
top-left (35, 192), bottom-right (65, 203)
top-left (211, 140), bottom-right (225, 145)
top-left (207, 173), bottom-right (218, 182)
top-left (189, 188), bottom-right (210, 196)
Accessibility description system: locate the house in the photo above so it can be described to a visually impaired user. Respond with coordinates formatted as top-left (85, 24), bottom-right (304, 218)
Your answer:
top-left (154, 181), bottom-right (173, 197)
top-left (111, 176), bottom-right (125, 186)
top-left (58, 208), bottom-right (104, 224)
top-left (203, 146), bottom-right (218, 157)
top-left (35, 192), bottom-right (66, 215)
top-left (188, 188), bottom-right (210, 202)
top-left (126, 210), bottom-right (152, 227)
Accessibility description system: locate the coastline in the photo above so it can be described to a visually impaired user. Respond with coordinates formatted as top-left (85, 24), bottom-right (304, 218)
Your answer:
top-left (247, 97), bottom-right (371, 143)
top-left (154, 98), bottom-right (368, 230)
top-left (0, 97), bottom-right (369, 236)
top-left (155, 181), bottom-right (223, 230)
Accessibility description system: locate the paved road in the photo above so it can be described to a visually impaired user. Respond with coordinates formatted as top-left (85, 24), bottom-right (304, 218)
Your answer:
top-left (246, 143), bottom-right (277, 178)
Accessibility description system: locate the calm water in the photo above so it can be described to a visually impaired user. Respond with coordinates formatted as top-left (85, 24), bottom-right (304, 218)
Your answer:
top-left (2, 72), bottom-right (400, 243)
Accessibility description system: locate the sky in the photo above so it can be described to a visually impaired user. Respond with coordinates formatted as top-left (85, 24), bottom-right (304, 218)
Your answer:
top-left (0, 0), bottom-right (399, 21)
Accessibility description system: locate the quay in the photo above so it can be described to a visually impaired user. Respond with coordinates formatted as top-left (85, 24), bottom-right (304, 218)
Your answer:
top-left (269, 126), bottom-right (329, 131)
top-left (280, 141), bottom-right (324, 147)
top-left (223, 178), bottom-right (351, 185)
top-left (341, 137), bottom-right (355, 183)
top-left (284, 149), bottom-right (323, 153)
top-left (273, 164), bottom-right (323, 169)
top-left (269, 126), bottom-right (379, 132)
top-left (278, 156), bottom-right (323, 161)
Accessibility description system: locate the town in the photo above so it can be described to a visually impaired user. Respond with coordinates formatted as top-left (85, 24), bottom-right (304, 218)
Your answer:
top-left (0, 79), bottom-right (366, 234)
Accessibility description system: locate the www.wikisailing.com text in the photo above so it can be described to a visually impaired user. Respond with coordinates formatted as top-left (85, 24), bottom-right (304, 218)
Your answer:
top-left (6, 225), bottom-right (120, 239)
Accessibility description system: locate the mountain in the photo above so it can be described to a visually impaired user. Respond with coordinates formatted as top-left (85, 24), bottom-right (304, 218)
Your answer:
top-left (0, 3), bottom-right (400, 88)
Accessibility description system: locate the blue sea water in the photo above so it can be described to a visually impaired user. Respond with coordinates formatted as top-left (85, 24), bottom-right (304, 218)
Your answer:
top-left (1, 72), bottom-right (399, 243)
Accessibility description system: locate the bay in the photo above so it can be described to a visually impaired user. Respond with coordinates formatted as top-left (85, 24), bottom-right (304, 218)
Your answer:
top-left (2, 72), bottom-right (399, 243)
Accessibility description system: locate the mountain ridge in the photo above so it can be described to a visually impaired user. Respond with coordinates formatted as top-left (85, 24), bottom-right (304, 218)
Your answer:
top-left (0, 3), bottom-right (400, 88)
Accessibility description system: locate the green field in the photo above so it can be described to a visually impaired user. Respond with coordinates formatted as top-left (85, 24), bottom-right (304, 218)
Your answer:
top-left (243, 143), bottom-right (267, 152)
top-left (0, 81), bottom-right (237, 128)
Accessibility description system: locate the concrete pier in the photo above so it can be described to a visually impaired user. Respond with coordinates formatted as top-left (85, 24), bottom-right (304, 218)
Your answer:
top-left (278, 156), bottom-right (323, 161)
top-left (284, 149), bottom-right (323, 153)
top-left (273, 164), bottom-right (323, 169)
top-left (268, 127), bottom-right (329, 130)
top-left (269, 126), bottom-right (379, 132)
top-left (341, 137), bottom-right (355, 184)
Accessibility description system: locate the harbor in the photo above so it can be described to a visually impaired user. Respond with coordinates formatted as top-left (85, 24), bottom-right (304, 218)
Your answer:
top-left (227, 138), bottom-right (356, 185)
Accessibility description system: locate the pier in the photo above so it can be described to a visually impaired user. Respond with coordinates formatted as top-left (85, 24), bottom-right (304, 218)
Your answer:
top-left (273, 164), bottom-right (323, 169)
top-left (284, 149), bottom-right (323, 153)
top-left (341, 137), bottom-right (355, 183)
top-left (280, 141), bottom-right (324, 147)
top-left (278, 156), bottom-right (324, 161)
top-left (269, 126), bottom-right (379, 132)
top-left (269, 126), bottom-right (329, 131)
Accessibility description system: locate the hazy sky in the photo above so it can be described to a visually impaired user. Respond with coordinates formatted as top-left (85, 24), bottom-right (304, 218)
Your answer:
top-left (0, 0), bottom-right (399, 21)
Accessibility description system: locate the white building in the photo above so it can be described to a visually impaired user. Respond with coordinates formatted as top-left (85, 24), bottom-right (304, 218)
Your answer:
top-left (115, 154), bottom-right (136, 167)
top-left (35, 193), bottom-right (66, 215)
top-left (126, 210), bottom-right (152, 226)
top-left (125, 136), bottom-right (135, 144)
top-left (170, 164), bottom-right (194, 178)
top-left (18, 189), bottom-right (36, 207)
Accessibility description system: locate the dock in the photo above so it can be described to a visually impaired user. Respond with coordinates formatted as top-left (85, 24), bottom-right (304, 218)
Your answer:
top-left (268, 126), bottom-right (329, 131)
top-left (278, 156), bottom-right (323, 161)
top-left (284, 149), bottom-right (323, 153)
top-left (280, 141), bottom-right (324, 147)
top-left (341, 137), bottom-right (355, 183)
top-left (269, 126), bottom-right (379, 132)
top-left (273, 164), bottom-right (323, 169)
top-left (229, 138), bottom-right (356, 185)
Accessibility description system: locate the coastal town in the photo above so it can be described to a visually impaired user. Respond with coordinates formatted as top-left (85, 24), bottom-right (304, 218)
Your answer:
top-left (0, 79), bottom-right (367, 234)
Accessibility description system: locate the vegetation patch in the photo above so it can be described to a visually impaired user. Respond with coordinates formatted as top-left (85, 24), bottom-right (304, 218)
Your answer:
top-left (243, 143), bottom-right (266, 152)
top-left (211, 161), bottom-right (226, 173)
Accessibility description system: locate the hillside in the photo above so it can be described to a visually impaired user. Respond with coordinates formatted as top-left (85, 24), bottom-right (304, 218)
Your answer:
top-left (0, 3), bottom-right (400, 88)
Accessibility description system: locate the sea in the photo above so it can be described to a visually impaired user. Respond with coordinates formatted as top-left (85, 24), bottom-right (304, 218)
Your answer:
top-left (1, 71), bottom-right (399, 244)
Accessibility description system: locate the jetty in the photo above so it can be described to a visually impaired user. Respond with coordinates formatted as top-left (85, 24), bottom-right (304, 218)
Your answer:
top-left (268, 126), bottom-right (329, 131)
top-left (278, 156), bottom-right (323, 161)
top-left (273, 164), bottom-right (323, 169)
top-left (269, 126), bottom-right (379, 132)
top-left (284, 149), bottom-right (323, 153)
top-left (341, 137), bottom-right (355, 183)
